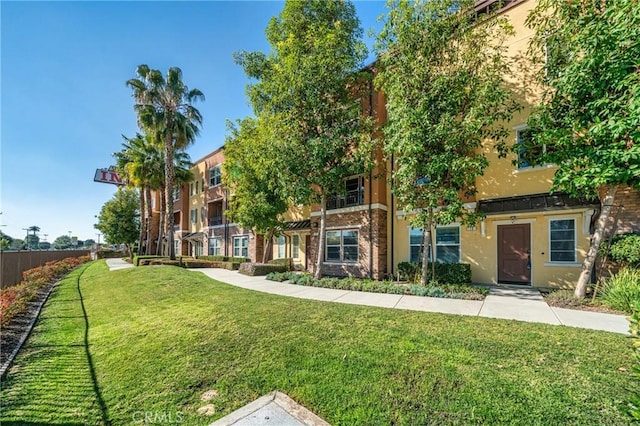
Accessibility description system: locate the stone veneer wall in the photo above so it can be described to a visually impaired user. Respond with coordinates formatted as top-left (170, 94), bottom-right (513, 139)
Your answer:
top-left (309, 207), bottom-right (387, 280)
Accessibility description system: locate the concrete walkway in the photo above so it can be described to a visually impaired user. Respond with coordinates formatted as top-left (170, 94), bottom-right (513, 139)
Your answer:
top-left (193, 268), bottom-right (629, 335)
top-left (104, 259), bottom-right (629, 334)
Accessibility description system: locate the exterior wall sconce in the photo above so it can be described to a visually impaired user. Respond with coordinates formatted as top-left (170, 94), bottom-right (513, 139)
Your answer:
top-left (510, 215), bottom-right (517, 223)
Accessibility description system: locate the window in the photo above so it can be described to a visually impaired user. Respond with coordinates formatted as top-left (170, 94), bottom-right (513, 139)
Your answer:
top-left (326, 230), bottom-right (358, 262)
top-left (409, 228), bottom-right (428, 263)
top-left (409, 226), bottom-right (459, 263)
top-left (196, 180), bottom-right (199, 194)
top-left (174, 185), bottom-right (180, 200)
top-left (435, 226), bottom-right (460, 263)
top-left (233, 236), bottom-right (249, 258)
top-left (292, 235), bottom-right (300, 260)
top-left (174, 239), bottom-right (180, 256)
top-left (190, 183), bottom-right (194, 196)
top-left (277, 235), bottom-right (285, 258)
top-left (209, 165), bottom-right (222, 187)
top-left (549, 219), bottom-right (576, 262)
top-left (190, 209), bottom-right (197, 224)
top-left (517, 125), bottom-right (554, 169)
top-left (208, 237), bottom-right (221, 256)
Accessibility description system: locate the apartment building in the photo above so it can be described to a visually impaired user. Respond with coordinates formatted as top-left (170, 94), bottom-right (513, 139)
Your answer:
top-left (163, 0), bottom-right (637, 290)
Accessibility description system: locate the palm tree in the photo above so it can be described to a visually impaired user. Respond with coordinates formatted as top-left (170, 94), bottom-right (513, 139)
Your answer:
top-left (126, 65), bottom-right (204, 259)
top-left (114, 133), bottom-right (163, 255)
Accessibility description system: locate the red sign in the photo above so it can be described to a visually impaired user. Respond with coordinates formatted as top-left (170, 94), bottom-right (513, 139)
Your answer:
top-left (94, 169), bottom-right (124, 185)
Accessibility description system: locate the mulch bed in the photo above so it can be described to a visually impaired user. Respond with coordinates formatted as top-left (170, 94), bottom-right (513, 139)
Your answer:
top-left (0, 281), bottom-right (56, 373)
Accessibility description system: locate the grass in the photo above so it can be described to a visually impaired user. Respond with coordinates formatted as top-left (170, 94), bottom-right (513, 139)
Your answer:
top-left (0, 260), bottom-right (635, 425)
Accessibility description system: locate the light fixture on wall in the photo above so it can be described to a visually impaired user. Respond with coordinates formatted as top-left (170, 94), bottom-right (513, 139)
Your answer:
top-left (510, 215), bottom-right (517, 223)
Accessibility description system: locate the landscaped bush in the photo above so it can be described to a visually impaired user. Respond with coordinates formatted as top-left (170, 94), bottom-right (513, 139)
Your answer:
top-left (268, 258), bottom-right (293, 271)
top-left (1, 255), bottom-right (91, 326)
top-left (397, 262), bottom-right (472, 284)
top-left (544, 289), bottom-right (587, 309)
top-left (265, 272), bottom-right (487, 300)
top-left (95, 249), bottom-right (126, 259)
top-left (602, 233), bottom-right (640, 268)
top-left (239, 263), bottom-right (288, 276)
top-left (601, 268), bottom-right (640, 313)
top-left (134, 255), bottom-right (167, 266)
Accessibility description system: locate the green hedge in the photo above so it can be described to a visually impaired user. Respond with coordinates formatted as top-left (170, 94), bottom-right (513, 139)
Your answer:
top-left (239, 263), bottom-right (288, 276)
top-left (397, 262), bottom-right (472, 284)
top-left (268, 258), bottom-right (293, 271)
top-left (134, 255), bottom-right (167, 266)
top-left (264, 272), bottom-right (487, 300)
top-left (198, 255), bottom-right (251, 263)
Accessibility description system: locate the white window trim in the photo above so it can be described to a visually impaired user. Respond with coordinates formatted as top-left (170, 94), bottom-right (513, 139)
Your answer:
top-left (407, 224), bottom-right (461, 264)
top-left (547, 215), bottom-right (579, 265)
top-left (513, 124), bottom-right (556, 171)
top-left (209, 165), bottom-right (222, 188)
top-left (277, 235), bottom-right (286, 259)
top-left (208, 237), bottom-right (221, 256)
top-left (324, 229), bottom-right (359, 264)
top-left (292, 234), bottom-right (300, 260)
top-left (232, 235), bottom-right (249, 258)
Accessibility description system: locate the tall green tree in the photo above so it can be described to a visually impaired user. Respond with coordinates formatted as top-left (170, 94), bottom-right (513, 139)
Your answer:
top-left (127, 65), bottom-right (204, 260)
top-left (24, 226), bottom-right (40, 250)
top-left (235, 0), bottom-right (375, 278)
top-left (95, 187), bottom-right (140, 260)
top-left (52, 235), bottom-right (72, 250)
top-left (525, 0), bottom-right (640, 298)
top-left (223, 117), bottom-right (289, 263)
top-left (376, 0), bottom-right (517, 284)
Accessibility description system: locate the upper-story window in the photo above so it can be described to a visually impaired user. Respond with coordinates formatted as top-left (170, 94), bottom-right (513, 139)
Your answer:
top-left (190, 183), bottom-right (194, 196)
top-left (516, 125), bottom-right (554, 169)
top-left (209, 165), bottom-right (222, 187)
top-left (173, 185), bottom-right (180, 201)
top-left (327, 176), bottom-right (365, 210)
top-left (196, 180), bottom-right (199, 194)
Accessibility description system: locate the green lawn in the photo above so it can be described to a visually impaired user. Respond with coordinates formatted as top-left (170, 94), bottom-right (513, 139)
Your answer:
top-left (0, 260), bottom-right (635, 425)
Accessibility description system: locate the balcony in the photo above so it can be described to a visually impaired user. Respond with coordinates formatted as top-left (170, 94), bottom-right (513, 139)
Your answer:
top-left (208, 216), bottom-right (223, 226)
top-left (327, 189), bottom-right (365, 210)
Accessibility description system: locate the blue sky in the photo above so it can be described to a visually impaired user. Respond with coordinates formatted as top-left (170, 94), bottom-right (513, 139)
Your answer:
top-left (1, 0), bottom-right (386, 243)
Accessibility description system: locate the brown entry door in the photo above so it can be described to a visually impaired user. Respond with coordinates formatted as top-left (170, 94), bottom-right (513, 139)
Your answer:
top-left (498, 224), bottom-right (531, 284)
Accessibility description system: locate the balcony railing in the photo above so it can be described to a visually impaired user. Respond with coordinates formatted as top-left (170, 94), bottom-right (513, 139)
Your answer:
top-left (208, 216), bottom-right (223, 226)
top-left (327, 189), bottom-right (364, 210)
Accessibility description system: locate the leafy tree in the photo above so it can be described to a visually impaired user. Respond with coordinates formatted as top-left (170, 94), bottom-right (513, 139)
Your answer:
top-left (95, 187), bottom-right (140, 260)
top-left (53, 235), bottom-right (72, 250)
top-left (10, 238), bottom-right (24, 250)
top-left (84, 238), bottom-right (96, 247)
top-left (235, 0), bottom-right (375, 278)
top-left (525, 0), bottom-right (640, 298)
top-left (127, 65), bottom-right (204, 260)
top-left (38, 241), bottom-right (51, 250)
top-left (376, 0), bottom-right (517, 284)
top-left (223, 117), bottom-right (289, 263)
top-left (0, 231), bottom-right (13, 250)
top-left (24, 225), bottom-right (40, 250)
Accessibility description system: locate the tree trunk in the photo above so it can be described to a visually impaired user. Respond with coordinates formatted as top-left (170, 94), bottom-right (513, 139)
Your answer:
top-left (145, 187), bottom-right (153, 255)
top-left (157, 188), bottom-right (165, 256)
top-left (575, 186), bottom-right (617, 298)
top-left (314, 194), bottom-right (327, 280)
top-left (262, 230), bottom-right (274, 264)
top-left (165, 135), bottom-right (176, 260)
top-left (138, 189), bottom-right (146, 255)
top-left (421, 219), bottom-right (433, 286)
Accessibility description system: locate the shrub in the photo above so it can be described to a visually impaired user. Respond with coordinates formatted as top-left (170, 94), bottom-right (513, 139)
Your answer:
top-left (268, 258), bottom-right (293, 271)
top-left (604, 233), bottom-right (640, 267)
top-left (601, 268), bottom-right (640, 313)
top-left (96, 249), bottom-right (125, 259)
top-left (134, 255), bottom-right (166, 266)
top-left (397, 262), bottom-right (472, 284)
top-left (239, 263), bottom-right (288, 276)
top-left (265, 271), bottom-right (296, 282)
top-left (545, 289), bottom-right (586, 308)
top-left (198, 255), bottom-right (250, 263)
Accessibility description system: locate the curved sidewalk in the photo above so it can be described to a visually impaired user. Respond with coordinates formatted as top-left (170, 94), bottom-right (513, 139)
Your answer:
top-left (104, 259), bottom-right (628, 335)
top-left (193, 268), bottom-right (629, 335)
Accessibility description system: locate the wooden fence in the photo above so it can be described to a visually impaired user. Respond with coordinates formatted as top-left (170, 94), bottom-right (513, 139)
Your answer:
top-left (1, 250), bottom-right (89, 289)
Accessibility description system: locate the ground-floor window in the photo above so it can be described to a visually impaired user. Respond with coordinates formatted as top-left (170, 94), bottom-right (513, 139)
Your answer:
top-left (192, 241), bottom-right (203, 257)
top-left (174, 239), bottom-right (180, 256)
top-left (326, 229), bottom-right (358, 262)
top-left (233, 236), bottom-right (249, 258)
top-left (208, 237), bottom-right (221, 256)
top-left (292, 235), bottom-right (300, 260)
top-left (409, 226), bottom-right (459, 263)
top-left (277, 235), bottom-right (285, 258)
top-left (549, 218), bottom-right (576, 262)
